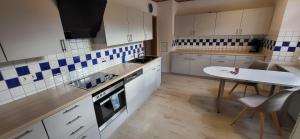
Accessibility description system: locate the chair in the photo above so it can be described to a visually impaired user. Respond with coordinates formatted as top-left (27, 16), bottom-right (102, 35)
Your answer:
top-left (231, 89), bottom-right (298, 139)
top-left (228, 60), bottom-right (269, 96)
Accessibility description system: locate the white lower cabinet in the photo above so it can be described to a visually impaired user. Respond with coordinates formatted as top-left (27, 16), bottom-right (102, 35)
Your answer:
top-left (210, 55), bottom-right (235, 67)
top-left (171, 53), bottom-right (190, 74)
top-left (8, 122), bottom-right (48, 139)
top-left (43, 96), bottom-right (98, 139)
top-left (143, 60), bottom-right (160, 100)
top-left (290, 115), bottom-right (300, 139)
top-left (190, 54), bottom-right (211, 76)
top-left (78, 124), bottom-right (101, 139)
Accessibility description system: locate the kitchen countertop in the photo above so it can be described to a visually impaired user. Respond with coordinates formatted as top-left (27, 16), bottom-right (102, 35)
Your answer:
top-left (172, 49), bottom-right (266, 57)
top-left (0, 58), bottom-right (160, 138)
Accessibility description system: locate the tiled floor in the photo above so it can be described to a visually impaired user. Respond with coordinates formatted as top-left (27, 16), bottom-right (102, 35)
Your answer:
top-left (109, 73), bottom-right (290, 139)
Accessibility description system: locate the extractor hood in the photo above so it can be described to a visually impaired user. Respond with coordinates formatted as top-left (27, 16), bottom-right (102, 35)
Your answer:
top-left (56, 0), bottom-right (107, 39)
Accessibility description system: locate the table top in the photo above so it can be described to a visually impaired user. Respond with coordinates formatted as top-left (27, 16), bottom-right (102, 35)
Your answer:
top-left (204, 66), bottom-right (300, 87)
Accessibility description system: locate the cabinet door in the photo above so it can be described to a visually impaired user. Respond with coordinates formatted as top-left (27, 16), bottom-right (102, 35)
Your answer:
top-left (100, 109), bottom-right (127, 139)
top-left (234, 56), bottom-right (255, 68)
top-left (190, 54), bottom-right (211, 76)
top-left (78, 124), bottom-right (101, 139)
top-left (155, 59), bottom-right (162, 89)
top-left (103, 3), bottom-right (129, 46)
top-left (211, 55), bottom-right (235, 67)
top-left (215, 10), bottom-right (243, 35)
top-left (0, 0), bottom-right (65, 61)
top-left (194, 13), bottom-right (217, 36)
top-left (128, 8), bottom-right (144, 43)
top-left (241, 7), bottom-right (273, 35)
top-left (8, 122), bottom-right (48, 139)
top-left (0, 45), bottom-right (7, 63)
top-left (143, 12), bottom-right (153, 40)
top-left (175, 15), bottom-right (195, 37)
top-left (291, 116), bottom-right (300, 139)
top-left (171, 53), bottom-right (190, 75)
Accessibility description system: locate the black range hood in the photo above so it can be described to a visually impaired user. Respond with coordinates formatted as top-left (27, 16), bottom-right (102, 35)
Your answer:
top-left (56, 0), bottom-right (107, 39)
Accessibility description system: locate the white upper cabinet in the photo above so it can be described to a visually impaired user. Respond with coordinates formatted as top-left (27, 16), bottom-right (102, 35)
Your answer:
top-left (143, 12), bottom-right (153, 40)
top-left (194, 13), bottom-right (217, 36)
top-left (240, 7), bottom-right (273, 35)
top-left (0, 0), bottom-right (65, 61)
top-left (103, 3), bottom-right (129, 46)
top-left (128, 8), bottom-right (144, 43)
top-left (215, 10), bottom-right (243, 35)
top-left (175, 15), bottom-right (195, 37)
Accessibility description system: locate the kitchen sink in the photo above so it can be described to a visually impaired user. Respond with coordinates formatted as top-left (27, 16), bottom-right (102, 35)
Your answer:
top-left (128, 56), bottom-right (158, 64)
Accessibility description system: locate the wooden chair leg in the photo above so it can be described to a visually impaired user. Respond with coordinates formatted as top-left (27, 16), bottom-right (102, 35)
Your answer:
top-left (229, 83), bottom-right (239, 95)
top-left (259, 112), bottom-right (265, 139)
top-left (271, 112), bottom-right (283, 136)
top-left (231, 107), bottom-right (249, 125)
top-left (243, 86), bottom-right (248, 96)
top-left (250, 109), bottom-right (256, 118)
top-left (254, 84), bottom-right (260, 95)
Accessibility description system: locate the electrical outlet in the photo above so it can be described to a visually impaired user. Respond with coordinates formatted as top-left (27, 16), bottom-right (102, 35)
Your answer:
top-left (19, 74), bottom-right (36, 84)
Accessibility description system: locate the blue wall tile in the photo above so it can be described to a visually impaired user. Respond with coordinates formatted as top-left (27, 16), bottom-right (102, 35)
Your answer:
top-left (39, 62), bottom-right (51, 71)
top-left (105, 50), bottom-right (109, 56)
top-left (5, 78), bottom-right (21, 89)
top-left (16, 66), bottom-right (30, 76)
top-left (112, 49), bottom-right (116, 54)
top-left (86, 54), bottom-right (92, 60)
top-left (109, 55), bottom-right (114, 60)
top-left (52, 68), bottom-right (61, 76)
top-left (297, 42), bottom-right (300, 47)
top-left (92, 59), bottom-right (98, 65)
top-left (81, 61), bottom-right (88, 68)
top-left (73, 56), bottom-right (80, 63)
top-left (119, 48), bottom-right (123, 52)
top-left (68, 64), bottom-right (76, 72)
top-left (35, 72), bottom-right (43, 81)
top-left (282, 42), bottom-right (290, 47)
top-left (96, 52), bottom-right (101, 58)
top-left (58, 59), bottom-right (67, 67)
top-left (274, 46), bottom-right (281, 51)
top-left (0, 72), bottom-right (3, 81)
top-left (288, 47), bottom-right (296, 52)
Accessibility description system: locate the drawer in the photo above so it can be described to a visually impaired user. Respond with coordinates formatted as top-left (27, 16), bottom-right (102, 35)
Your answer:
top-left (43, 96), bottom-right (97, 139)
top-left (235, 61), bottom-right (253, 68)
top-left (190, 54), bottom-right (211, 59)
top-left (211, 55), bottom-right (235, 61)
top-left (77, 124), bottom-right (101, 139)
top-left (9, 122), bottom-right (48, 139)
top-left (211, 59), bottom-right (235, 67)
top-left (235, 56), bottom-right (254, 61)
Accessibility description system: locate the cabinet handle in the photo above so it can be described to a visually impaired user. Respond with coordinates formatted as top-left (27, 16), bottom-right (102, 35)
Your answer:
top-left (127, 35), bottom-right (131, 42)
top-left (60, 40), bottom-right (67, 52)
top-left (66, 115), bottom-right (82, 125)
top-left (152, 68), bottom-right (156, 71)
top-left (70, 126), bottom-right (84, 136)
top-left (81, 136), bottom-right (87, 139)
top-left (217, 60), bottom-right (225, 63)
top-left (130, 34), bottom-right (133, 41)
top-left (14, 130), bottom-right (33, 139)
top-left (63, 105), bottom-right (79, 114)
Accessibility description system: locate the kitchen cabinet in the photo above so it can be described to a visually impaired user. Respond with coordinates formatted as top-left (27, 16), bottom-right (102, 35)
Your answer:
top-left (43, 96), bottom-right (98, 139)
top-left (190, 54), bottom-right (211, 76)
top-left (194, 13), bottom-right (217, 36)
top-left (143, 12), bottom-right (153, 40)
top-left (143, 59), bottom-right (161, 100)
top-left (215, 10), bottom-right (243, 35)
top-left (125, 72), bottom-right (145, 117)
top-left (8, 122), bottom-right (48, 139)
top-left (240, 7), bottom-right (273, 35)
top-left (171, 53), bottom-right (190, 75)
top-left (103, 3), bottom-right (129, 46)
top-left (155, 59), bottom-right (162, 89)
top-left (0, 0), bottom-right (65, 61)
top-left (175, 15), bottom-right (195, 37)
top-left (128, 8), bottom-right (145, 43)
top-left (78, 124), bottom-right (101, 139)
top-left (0, 45), bottom-right (7, 63)
top-left (290, 115), bottom-right (300, 139)
top-left (211, 55), bottom-right (236, 67)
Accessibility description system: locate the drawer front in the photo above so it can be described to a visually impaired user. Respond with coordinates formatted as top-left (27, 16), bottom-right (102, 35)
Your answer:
top-left (43, 96), bottom-right (97, 139)
top-left (190, 54), bottom-right (211, 60)
top-left (211, 55), bottom-right (235, 61)
top-left (235, 60), bottom-right (253, 68)
top-left (77, 124), bottom-right (101, 139)
top-left (9, 122), bottom-right (48, 139)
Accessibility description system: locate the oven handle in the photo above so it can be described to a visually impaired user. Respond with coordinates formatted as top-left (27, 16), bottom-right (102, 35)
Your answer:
top-left (99, 88), bottom-right (124, 106)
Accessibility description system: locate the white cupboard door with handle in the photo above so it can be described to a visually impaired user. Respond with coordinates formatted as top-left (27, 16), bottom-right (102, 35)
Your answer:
top-left (0, 0), bottom-right (65, 61)
top-left (128, 8), bottom-right (144, 43)
top-left (194, 13), bottom-right (217, 36)
top-left (175, 15), bottom-right (195, 37)
top-left (240, 7), bottom-right (273, 35)
top-left (143, 12), bottom-right (153, 40)
top-left (189, 54), bottom-right (211, 76)
top-left (171, 53), bottom-right (190, 75)
top-left (103, 3), bottom-right (129, 46)
top-left (215, 10), bottom-right (243, 35)
top-left (8, 121), bottom-right (48, 139)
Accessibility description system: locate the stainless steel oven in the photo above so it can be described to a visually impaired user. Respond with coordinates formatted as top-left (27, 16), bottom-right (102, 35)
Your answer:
top-left (92, 80), bottom-right (126, 131)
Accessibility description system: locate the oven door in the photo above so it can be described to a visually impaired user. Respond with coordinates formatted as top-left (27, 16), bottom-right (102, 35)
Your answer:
top-left (93, 88), bottom-right (126, 130)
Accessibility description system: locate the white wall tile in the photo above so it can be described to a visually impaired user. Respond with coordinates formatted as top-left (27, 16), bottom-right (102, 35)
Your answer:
top-left (0, 81), bottom-right (8, 92)
top-left (9, 86), bottom-right (25, 98)
top-left (0, 90), bottom-right (12, 103)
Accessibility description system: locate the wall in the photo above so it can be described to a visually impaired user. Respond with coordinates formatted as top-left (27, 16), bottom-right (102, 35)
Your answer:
top-left (157, 0), bottom-right (176, 72)
top-left (109, 0), bottom-right (157, 16)
top-left (176, 0), bottom-right (275, 15)
top-left (0, 40), bottom-right (143, 105)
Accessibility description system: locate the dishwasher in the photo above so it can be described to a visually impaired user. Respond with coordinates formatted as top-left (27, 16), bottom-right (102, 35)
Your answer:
top-left (124, 69), bottom-right (144, 117)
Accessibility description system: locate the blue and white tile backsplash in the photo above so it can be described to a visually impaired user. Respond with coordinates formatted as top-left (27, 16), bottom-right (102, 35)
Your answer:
top-left (0, 39), bottom-right (144, 105)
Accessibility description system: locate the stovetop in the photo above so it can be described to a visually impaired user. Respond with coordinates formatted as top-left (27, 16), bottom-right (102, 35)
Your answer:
top-left (70, 72), bottom-right (118, 90)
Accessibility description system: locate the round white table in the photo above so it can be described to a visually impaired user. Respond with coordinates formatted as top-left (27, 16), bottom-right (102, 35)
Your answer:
top-left (203, 66), bottom-right (300, 113)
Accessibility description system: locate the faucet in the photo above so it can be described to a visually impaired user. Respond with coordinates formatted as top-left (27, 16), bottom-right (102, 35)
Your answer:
top-left (138, 52), bottom-right (144, 58)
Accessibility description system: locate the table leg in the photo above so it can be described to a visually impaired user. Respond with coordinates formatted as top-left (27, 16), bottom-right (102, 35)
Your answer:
top-left (217, 79), bottom-right (225, 113)
top-left (269, 85), bottom-right (276, 96)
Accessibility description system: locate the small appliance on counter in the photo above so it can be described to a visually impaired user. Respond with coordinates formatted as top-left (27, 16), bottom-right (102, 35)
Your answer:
top-left (249, 39), bottom-right (263, 53)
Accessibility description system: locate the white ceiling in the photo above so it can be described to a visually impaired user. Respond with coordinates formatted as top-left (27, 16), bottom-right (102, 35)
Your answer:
top-left (176, 0), bottom-right (276, 15)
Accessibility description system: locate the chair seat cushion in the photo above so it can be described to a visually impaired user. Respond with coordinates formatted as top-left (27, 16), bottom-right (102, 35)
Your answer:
top-left (238, 95), bottom-right (268, 108)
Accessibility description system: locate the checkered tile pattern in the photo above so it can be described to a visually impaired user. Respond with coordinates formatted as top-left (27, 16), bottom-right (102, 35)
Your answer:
top-left (172, 37), bottom-right (252, 47)
top-left (262, 39), bottom-right (276, 50)
top-left (0, 39), bottom-right (144, 105)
